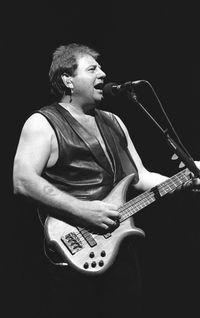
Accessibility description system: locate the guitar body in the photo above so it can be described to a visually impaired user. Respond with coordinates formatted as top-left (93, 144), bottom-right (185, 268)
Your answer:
top-left (44, 167), bottom-right (191, 275)
top-left (44, 174), bottom-right (145, 275)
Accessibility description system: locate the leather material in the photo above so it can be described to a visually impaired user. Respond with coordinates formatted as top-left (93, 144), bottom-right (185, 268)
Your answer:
top-left (35, 103), bottom-right (139, 201)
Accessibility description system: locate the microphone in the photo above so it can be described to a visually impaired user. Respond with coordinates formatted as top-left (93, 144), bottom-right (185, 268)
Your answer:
top-left (103, 80), bottom-right (143, 98)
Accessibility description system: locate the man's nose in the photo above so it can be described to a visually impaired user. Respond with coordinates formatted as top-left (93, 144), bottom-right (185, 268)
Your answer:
top-left (98, 69), bottom-right (106, 78)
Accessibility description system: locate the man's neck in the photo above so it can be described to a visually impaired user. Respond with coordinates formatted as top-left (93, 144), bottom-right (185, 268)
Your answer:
top-left (60, 96), bottom-right (96, 116)
top-left (59, 102), bottom-right (96, 118)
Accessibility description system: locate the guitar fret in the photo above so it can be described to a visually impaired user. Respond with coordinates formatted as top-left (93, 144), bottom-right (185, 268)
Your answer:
top-left (120, 168), bottom-right (191, 222)
top-left (159, 173), bottom-right (189, 196)
top-left (120, 192), bottom-right (156, 221)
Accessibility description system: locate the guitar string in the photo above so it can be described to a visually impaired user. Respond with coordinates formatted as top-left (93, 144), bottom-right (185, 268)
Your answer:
top-left (119, 169), bottom-right (190, 221)
top-left (121, 168), bottom-right (189, 211)
top-left (121, 172), bottom-right (189, 218)
top-left (68, 168), bottom-right (191, 244)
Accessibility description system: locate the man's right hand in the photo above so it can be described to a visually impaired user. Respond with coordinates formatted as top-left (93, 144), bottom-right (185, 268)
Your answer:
top-left (76, 200), bottom-right (121, 231)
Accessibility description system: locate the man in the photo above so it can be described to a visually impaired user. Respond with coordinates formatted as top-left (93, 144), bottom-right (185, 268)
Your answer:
top-left (13, 43), bottom-right (200, 317)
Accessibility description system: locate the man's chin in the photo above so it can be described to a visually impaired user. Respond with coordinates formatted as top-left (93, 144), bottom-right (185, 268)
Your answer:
top-left (94, 98), bottom-right (103, 107)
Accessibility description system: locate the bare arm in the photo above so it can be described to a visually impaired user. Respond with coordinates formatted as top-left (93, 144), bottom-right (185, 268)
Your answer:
top-left (13, 113), bottom-right (120, 231)
top-left (114, 114), bottom-right (200, 191)
top-left (114, 114), bottom-right (169, 191)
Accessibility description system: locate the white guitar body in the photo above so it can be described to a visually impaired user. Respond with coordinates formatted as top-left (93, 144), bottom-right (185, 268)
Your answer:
top-left (44, 168), bottom-right (191, 275)
top-left (44, 174), bottom-right (145, 275)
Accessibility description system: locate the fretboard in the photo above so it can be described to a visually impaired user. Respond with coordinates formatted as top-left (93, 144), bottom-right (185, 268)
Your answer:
top-left (119, 168), bottom-right (191, 222)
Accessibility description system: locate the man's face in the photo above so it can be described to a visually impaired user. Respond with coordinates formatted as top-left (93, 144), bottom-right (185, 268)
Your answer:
top-left (71, 54), bottom-right (106, 107)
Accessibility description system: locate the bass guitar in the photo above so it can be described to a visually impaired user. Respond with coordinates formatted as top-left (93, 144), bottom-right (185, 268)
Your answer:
top-left (44, 167), bottom-right (191, 275)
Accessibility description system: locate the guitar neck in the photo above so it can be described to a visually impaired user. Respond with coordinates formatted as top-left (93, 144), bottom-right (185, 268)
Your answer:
top-left (119, 168), bottom-right (191, 222)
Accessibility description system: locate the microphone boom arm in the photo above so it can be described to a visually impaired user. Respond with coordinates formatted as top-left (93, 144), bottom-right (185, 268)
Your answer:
top-left (128, 88), bottom-right (200, 178)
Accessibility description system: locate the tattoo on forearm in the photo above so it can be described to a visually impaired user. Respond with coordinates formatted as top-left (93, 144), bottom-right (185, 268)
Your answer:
top-left (43, 185), bottom-right (57, 196)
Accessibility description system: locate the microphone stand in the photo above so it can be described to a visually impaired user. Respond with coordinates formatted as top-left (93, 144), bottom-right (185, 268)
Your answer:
top-left (127, 87), bottom-right (200, 178)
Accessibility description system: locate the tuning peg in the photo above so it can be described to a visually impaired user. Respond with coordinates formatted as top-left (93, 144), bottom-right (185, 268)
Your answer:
top-left (179, 161), bottom-right (185, 168)
top-left (171, 153), bottom-right (178, 160)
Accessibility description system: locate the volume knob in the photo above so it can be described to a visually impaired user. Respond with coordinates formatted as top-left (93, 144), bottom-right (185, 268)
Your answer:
top-left (101, 250), bottom-right (106, 257)
top-left (91, 261), bottom-right (97, 268)
top-left (83, 262), bottom-right (89, 269)
top-left (99, 260), bottom-right (104, 267)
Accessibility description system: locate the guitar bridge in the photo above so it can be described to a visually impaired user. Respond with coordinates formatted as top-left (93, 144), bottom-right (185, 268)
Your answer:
top-left (61, 232), bottom-right (83, 255)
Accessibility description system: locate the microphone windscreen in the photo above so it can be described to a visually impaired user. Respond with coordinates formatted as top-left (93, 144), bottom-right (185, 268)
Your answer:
top-left (103, 82), bottom-right (117, 98)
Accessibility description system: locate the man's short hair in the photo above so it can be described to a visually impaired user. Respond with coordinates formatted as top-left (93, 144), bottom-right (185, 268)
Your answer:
top-left (49, 43), bottom-right (100, 98)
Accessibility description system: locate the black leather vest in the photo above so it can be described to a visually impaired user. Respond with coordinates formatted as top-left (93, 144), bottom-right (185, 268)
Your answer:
top-left (36, 103), bottom-right (139, 201)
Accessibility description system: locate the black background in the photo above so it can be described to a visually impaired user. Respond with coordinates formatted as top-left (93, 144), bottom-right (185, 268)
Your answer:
top-left (4, 1), bottom-right (200, 317)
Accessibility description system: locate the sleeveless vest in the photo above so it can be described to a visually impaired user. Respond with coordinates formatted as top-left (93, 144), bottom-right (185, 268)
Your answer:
top-left (34, 103), bottom-right (139, 265)
top-left (35, 103), bottom-right (139, 201)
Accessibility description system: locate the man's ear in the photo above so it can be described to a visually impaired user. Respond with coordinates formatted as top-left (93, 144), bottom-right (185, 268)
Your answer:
top-left (61, 74), bottom-right (73, 90)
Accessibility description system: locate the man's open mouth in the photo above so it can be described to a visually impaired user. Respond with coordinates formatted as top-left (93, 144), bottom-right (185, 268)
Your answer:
top-left (94, 83), bottom-right (103, 90)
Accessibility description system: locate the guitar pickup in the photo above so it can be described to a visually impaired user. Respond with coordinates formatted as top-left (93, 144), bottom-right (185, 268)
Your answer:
top-left (61, 232), bottom-right (83, 255)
